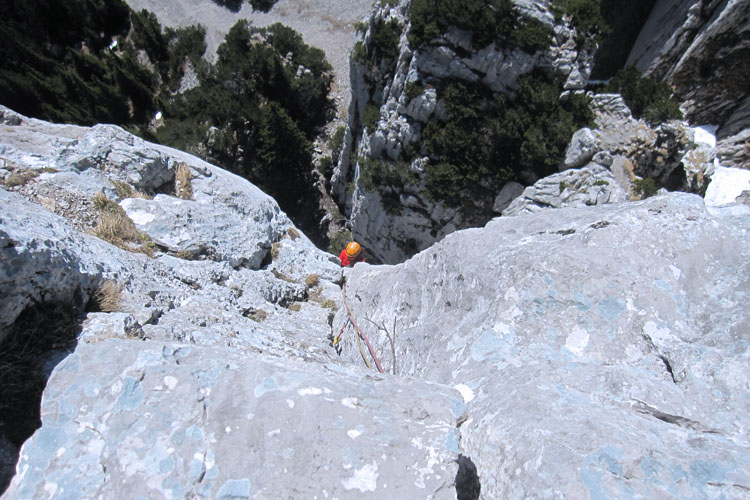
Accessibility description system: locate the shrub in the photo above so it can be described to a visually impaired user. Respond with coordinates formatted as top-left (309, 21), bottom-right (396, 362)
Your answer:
top-left (632, 177), bottom-right (658, 199)
top-left (249, 0), bottom-right (278, 12)
top-left (510, 17), bottom-right (553, 54)
top-left (408, 0), bottom-right (553, 52)
top-left (370, 18), bottom-right (403, 73)
top-left (359, 156), bottom-right (416, 192)
top-left (2, 170), bottom-right (38, 187)
top-left (352, 41), bottom-right (369, 63)
top-left (317, 156), bottom-right (334, 180)
top-left (361, 103), bottom-right (381, 131)
top-left (550, 0), bottom-right (608, 46)
top-left (405, 80), bottom-right (425, 101)
top-left (328, 229), bottom-right (353, 255)
top-left (605, 66), bottom-right (682, 124)
top-left (328, 125), bottom-right (346, 161)
top-left (420, 71), bottom-right (592, 209)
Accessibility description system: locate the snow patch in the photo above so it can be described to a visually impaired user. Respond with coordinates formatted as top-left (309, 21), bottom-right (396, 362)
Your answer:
top-left (692, 125), bottom-right (718, 148)
top-left (341, 462), bottom-right (378, 492)
top-left (297, 387), bottom-right (324, 396)
top-left (565, 327), bottom-right (590, 356)
top-left (454, 384), bottom-right (475, 403)
top-left (705, 166), bottom-right (750, 206)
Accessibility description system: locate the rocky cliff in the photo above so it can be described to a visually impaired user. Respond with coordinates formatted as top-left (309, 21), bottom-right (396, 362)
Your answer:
top-left (627, 0), bottom-right (750, 170)
top-left (2, 104), bottom-right (750, 498)
top-left (332, 0), bottom-right (730, 264)
top-left (333, 0), bottom-right (600, 264)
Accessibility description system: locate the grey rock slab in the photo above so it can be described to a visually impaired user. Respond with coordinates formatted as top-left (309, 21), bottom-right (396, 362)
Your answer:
top-left (335, 193), bottom-right (750, 498)
top-left (502, 164), bottom-right (627, 216)
top-left (3, 339), bottom-right (462, 499)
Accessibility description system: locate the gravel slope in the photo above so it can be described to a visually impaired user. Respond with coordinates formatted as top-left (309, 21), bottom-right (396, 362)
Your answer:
top-left (122, 0), bottom-right (375, 117)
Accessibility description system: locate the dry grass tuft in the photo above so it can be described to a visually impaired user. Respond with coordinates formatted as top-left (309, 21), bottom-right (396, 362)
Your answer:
top-left (92, 280), bottom-right (123, 312)
top-left (110, 179), bottom-right (151, 200)
top-left (175, 163), bottom-right (194, 200)
top-left (2, 168), bottom-right (39, 187)
top-left (286, 227), bottom-right (300, 240)
top-left (305, 273), bottom-right (320, 288)
top-left (248, 309), bottom-right (267, 322)
top-left (92, 193), bottom-right (154, 256)
top-left (271, 242), bottom-right (281, 261)
top-left (287, 303), bottom-right (302, 312)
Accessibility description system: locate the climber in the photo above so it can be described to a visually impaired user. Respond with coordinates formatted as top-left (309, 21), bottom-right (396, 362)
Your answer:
top-left (339, 241), bottom-right (365, 267)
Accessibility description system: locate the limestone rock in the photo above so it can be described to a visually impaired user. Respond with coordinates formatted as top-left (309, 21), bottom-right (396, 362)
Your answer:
top-left (627, 0), bottom-right (750, 167)
top-left (563, 127), bottom-right (599, 169)
top-left (4, 340), bottom-right (462, 499)
top-left (492, 181), bottom-right (525, 214)
top-left (502, 164), bottom-right (627, 216)
top-left (337, 193), bottom-right (750, 498)
top-left (335, 0), bottom-right (597, 263)
top-left (717, 128), bottom-right (750, 170)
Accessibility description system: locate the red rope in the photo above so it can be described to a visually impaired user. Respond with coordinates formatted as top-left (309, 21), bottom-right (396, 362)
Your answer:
top-left (342, 283), bottom-right (384, 374)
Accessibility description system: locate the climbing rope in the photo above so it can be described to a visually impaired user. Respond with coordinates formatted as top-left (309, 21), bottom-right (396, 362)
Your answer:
top-left (333, 318), bottom-right (372, 369)
top-left (342, 282), bottom-right (385, 374)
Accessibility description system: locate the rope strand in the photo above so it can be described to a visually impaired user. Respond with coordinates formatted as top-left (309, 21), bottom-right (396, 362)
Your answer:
top-left (342, 283), bottom-right (384, 374)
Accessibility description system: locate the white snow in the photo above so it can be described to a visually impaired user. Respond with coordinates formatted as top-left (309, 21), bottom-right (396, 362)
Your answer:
top-left (692, 126), bottom-right (750, 207)
top-left (454, 384), bottom-right (475, 403)
top-left (341, 462), bottom-right (378, 492)
top-left (692, 125), bottom-right (718, 148)
top-left (705, 166), bottom-right (750, 206)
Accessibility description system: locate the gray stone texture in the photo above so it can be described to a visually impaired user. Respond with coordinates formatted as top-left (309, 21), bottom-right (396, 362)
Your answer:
top-left (4, 340), bottom-right (461, 499)
top-left (336, 193), bottom-right (750, 498)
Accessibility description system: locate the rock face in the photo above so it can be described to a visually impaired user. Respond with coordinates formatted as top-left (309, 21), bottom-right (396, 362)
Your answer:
top-left (333, 0), bottom-right (597, 263)
top-left (336, 193), bottom-right (750, 498)
top-left (627, 0), bottom-right (750, 169)
top-left (2, 106), bottom-right (750, 498)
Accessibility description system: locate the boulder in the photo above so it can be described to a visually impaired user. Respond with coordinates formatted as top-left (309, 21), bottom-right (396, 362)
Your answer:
top-left (502, 164), bottom-right (627, 216)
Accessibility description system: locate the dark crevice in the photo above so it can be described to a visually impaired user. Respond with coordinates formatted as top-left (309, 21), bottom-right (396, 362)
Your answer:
top-left (456, 454), bottom-right (481, 500)
top-left (658, 354), bottom-right (677, 384)
top-left (0, 300), bottom-right (85, 495)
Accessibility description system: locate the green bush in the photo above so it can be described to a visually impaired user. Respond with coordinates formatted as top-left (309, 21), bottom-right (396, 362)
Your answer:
top-left (249, 0), bottom-right (278, 12)
top-left (317, 156), bottom-right (333, 180)
top-left (405, 80), bottom-right (425, 101)
top-left (605, 65), bottom-right (683, 124)
top-left (361, 103), bottom-right (381, 131)
top-left (328, 125), bottom-right (346, 164)
top-left (359, 157), bottom-right (416, 192)
top-left (419, 71), bottom-right (593, 208)
top-left (632, 177), bottom-right (658, 199)
top-left (550, 0), bottom-right (608, 46)
top-left (509, 17), bottom-right (553, 54)
top-left (408, 0), bottom-right (552, 53)
top-left (370, 18), bottom-right (403, 72)
top-left (352, 41), bottom-right (369, 64)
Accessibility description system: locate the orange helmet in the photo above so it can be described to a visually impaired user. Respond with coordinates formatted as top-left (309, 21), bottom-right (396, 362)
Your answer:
top-left (345, 241), bottom-right (362, 259)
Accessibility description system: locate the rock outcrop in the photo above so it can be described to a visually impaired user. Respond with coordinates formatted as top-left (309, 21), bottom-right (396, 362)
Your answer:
top-left (333, 0), bottom-right (597, 263)
top-left (627, 0), bottom-right (750, 169)
top-left (2, 106), bottom-right (750, 498)
top-left (336, 193), bottom-right (750, 498)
